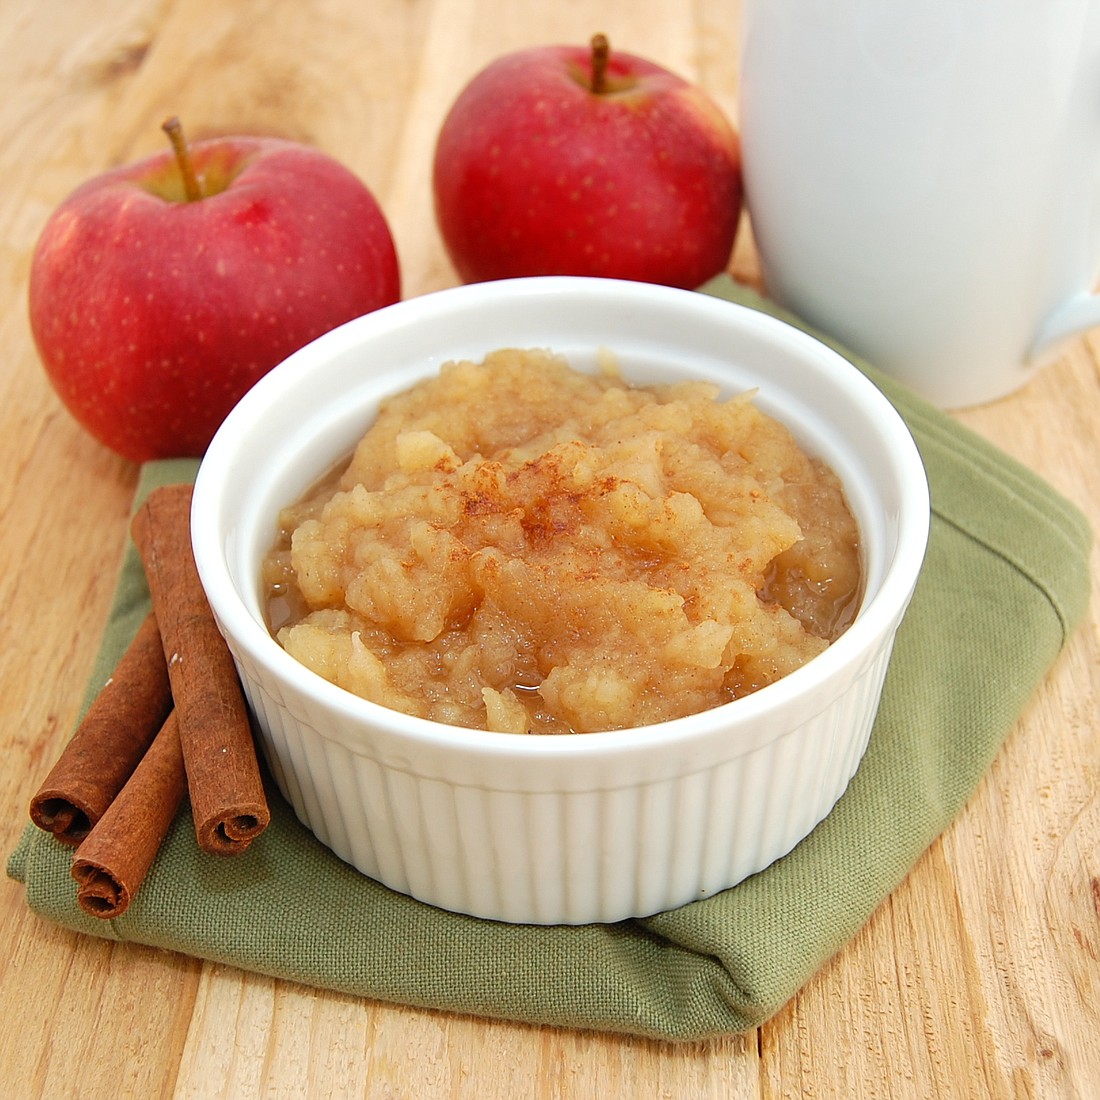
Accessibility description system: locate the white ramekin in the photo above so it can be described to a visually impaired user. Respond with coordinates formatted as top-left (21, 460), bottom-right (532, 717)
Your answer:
top-left (192, 277), bottom-right (930, 925)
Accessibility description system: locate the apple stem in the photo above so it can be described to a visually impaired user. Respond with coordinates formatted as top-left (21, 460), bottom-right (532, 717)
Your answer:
top-left (590, 33), bottom-right (610, 94)
top-left (162, 116), bottom-right (202, 202)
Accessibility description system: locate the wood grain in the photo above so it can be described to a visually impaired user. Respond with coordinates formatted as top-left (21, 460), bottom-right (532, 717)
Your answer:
top-left (1, 1), bottom-right (1096, 1096)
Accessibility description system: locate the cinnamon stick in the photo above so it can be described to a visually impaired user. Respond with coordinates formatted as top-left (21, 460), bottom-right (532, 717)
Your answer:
top-left (131, 484), bottom-right (269, 855)
top-left (71, 710), bottom-right (186, 919)
top-left (30, 611), bottom-right (173, 845)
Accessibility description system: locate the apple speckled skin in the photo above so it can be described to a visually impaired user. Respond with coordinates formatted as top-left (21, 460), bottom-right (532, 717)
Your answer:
top-left (29, 136), bottom-right (400, 463)
top-left (432, 43), bottom-right (742, 289)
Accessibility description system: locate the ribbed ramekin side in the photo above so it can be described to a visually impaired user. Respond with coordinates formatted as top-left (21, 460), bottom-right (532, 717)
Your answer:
top-left (230, 635), bottom-right (895, 925)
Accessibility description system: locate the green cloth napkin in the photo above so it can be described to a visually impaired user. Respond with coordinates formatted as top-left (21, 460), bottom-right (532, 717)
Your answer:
top-left (8, 277), bottom-right (1092, 1041)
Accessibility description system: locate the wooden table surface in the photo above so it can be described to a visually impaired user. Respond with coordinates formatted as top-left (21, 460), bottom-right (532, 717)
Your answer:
top-left (1, 2), bottom-right (1097, 1096)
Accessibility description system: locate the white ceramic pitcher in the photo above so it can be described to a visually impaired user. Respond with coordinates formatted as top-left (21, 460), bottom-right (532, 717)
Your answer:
top-left (739, 0), bottom-right (1100, 407)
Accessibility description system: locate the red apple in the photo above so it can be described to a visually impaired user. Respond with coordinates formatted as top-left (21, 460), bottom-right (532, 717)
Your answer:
top-left (29, 119), bottom-right (401, 463)
top-left (432, 34), bottom-right (742, 288)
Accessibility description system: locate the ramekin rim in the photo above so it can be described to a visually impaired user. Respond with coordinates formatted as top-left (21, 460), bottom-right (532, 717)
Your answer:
top-left (192, 276), bottom-right (930, 761)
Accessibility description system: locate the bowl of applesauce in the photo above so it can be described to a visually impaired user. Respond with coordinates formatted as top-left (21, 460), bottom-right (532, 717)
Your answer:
top-left (192, 276), bottom-right (929, 925)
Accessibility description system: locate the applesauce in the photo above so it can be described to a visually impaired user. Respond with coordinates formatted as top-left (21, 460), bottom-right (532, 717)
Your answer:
top-left (262, 349), bottom-right (862, 734)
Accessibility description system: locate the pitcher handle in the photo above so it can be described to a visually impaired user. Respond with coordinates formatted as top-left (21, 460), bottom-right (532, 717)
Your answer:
top-left (1029, 289), bottom-right (1100, 362)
